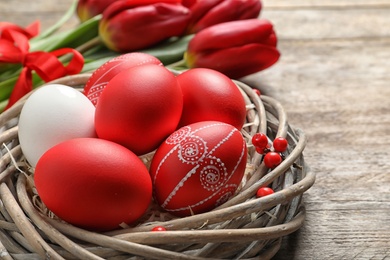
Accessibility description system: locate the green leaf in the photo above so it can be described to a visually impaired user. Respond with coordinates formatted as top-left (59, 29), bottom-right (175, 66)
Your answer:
top-left (141, 34), bottom-right (194, 65)
top-left (30, 15), bottom-right (101, 52)
top-left (82, 57), bottom-right (114, 73)
top-left (0, 73), bottom-right (44, 103)
top-left (80, 35), bottom-right (194, 73)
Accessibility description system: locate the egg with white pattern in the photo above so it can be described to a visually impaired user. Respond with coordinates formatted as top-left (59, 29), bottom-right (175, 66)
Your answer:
top-left (149, 121), bottom-right (247, 217)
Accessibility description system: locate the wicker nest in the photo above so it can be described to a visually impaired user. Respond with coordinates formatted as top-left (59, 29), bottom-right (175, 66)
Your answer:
top-left (0, 73), bottom-right (315, 260)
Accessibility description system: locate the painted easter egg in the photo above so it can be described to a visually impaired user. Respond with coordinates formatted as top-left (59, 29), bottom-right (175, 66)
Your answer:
top-left (95, 64), bottom-right (183, 155)
top-left (149, 121), bottom-right (247, 217)
top-left (176, 68), bottom-right (247, 129)
top-left (83, 52), bottom-right (162, 105)
top-left (34, 138), bottom-right (152, 232)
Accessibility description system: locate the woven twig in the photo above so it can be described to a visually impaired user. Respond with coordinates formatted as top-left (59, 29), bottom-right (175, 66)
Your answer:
top-left (0, 73), bottom-right (315, 260)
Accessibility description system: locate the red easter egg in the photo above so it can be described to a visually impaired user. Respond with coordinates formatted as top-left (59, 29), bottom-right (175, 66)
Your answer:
top-left (176, 68), bottom-right (247, 129)
top-left (34, 138), bottom-right (152, 232)
top-left (95, 64), bottom-right (183, 155)
top-left (150, 121), bottom-right (247, 217)
top-left (83, 53), bottom-right (162, 105)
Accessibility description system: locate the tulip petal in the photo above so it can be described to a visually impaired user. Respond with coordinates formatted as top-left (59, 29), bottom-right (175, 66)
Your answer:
top-left (102, 0), bottom-right (182, 20)
top-left (100, 3), bottom-right (190, 52)
top-left (187, 0), bottom-right (224, 28)
top-left (77, 0), bottom-right (118, 21)
top-left (188, 0), bottom-right (262, 33)
top-left (188, 19), bottom-right (275, 53)
top-left (187, 43), bottom-right (280, 79)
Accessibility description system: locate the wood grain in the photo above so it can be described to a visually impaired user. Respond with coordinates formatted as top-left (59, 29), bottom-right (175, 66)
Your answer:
top-left (257, 0), bottom-right (390, 259)
top-left (1, 0), bottom-right (389, 259)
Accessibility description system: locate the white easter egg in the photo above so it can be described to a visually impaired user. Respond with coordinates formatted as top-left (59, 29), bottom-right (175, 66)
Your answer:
top-left (18, 84), bottom-right (96, 167)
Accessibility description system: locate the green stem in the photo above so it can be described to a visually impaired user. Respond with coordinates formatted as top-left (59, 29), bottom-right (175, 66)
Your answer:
top-left (0, 99), bottom-right (8, 113)
top-left (31, 0), bottom-right (78, 41)
top-left (29, 30), bottom-right (69, 52)
top-left (52, 15), bottom-right (101, 51)
top-left (30, 15), bottom-right (101, 52)
top-left (82, 57), bottom-right (114, 73)
top-left (0, 77), bottom-right (18, 102)
top-left (141, 34), bottom-right (194, 65)
top-left (76, 36), bottom-right (103, 54)
top-left (0, 64), bottom-right (22, 81)
top-left (81, 34), bottom-right (195, 72)
top-left (165, 59), bottom-right (188, 70)
top-left (0, 73), bottom-right (44, 103)
top-left (58, 36), bottom-right (103, 65)
top-left (0, 74), bottom-right (44, 113)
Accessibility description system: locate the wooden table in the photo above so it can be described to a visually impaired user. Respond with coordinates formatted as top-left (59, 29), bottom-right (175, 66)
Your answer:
top-left (2, 0), bottom-right (389, 259)
top-left (258, 1), bottom-right (390, 259)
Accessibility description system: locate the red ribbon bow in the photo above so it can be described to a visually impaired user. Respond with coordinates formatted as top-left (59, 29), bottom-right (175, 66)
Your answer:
top-left (0, 22), bottom-right (84, 110)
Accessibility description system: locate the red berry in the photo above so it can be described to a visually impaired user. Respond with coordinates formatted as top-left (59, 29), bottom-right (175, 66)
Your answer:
top-left (253, 88), bottom-right (261, 96)
top-left (255, 146), bottom-right (265, 154)
top-left (273, 137), bottom-right (288, 153)
top-left (252, 133), bottom-right (268, 149)
top-left (151, 226), bottom-right (166, 232)
top-left (263, 152), bottom-right (282, 168)
top-left (256, 187), bottom-right (274, 198)
top-left (255, 144), bottom-right (270, 154)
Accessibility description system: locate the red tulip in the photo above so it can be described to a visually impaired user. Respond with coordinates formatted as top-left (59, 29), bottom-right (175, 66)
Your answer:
top-left (99, 0), bottom-right (190, 52)
top-left (77, 0), bottom-right (120, 22)
top-left (181, 0), bottom-right (196, 7)
top-left (184, 19), bottom-right (280, 79)
top-left (185, 0), bottom-right (262, 34)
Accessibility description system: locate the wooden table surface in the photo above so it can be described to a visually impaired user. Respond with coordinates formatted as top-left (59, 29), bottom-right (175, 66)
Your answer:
top-left (2, 0), bottom-right (389, 259)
